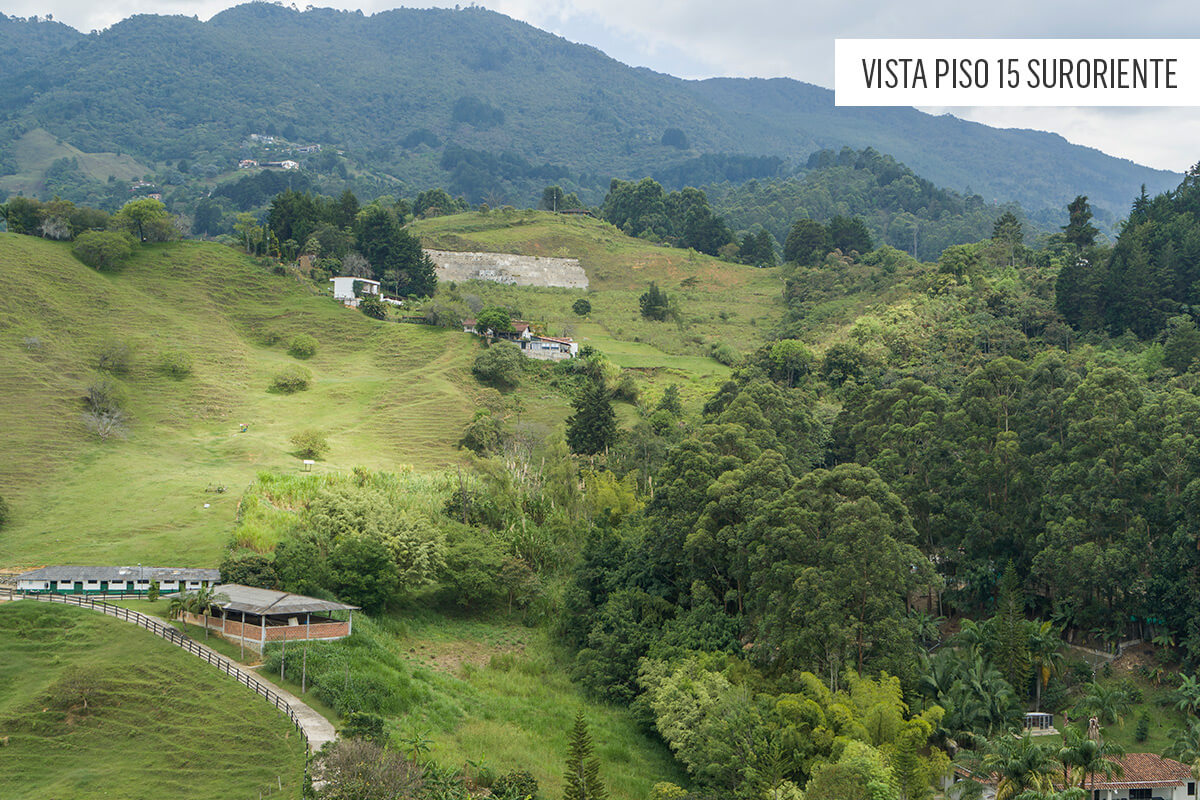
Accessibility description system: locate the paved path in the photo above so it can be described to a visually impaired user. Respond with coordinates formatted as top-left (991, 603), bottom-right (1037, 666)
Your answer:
top-left (248, 670), bottom-right (337, 752)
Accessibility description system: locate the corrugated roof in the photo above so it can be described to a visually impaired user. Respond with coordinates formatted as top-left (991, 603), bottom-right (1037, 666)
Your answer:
top-left (205, 584), bottom-right (358, 615)
top-left (19, 566), bottom-right (220, 582)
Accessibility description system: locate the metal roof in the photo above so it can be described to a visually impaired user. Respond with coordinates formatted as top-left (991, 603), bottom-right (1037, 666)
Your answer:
top-left (18, 566), bottom-right (220, 582)
top-left (205, 584), bottom-right (358, 615)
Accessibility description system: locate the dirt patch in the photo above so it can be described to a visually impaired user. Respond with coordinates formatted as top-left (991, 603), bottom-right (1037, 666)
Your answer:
top-left (404, 638), bottom-right (525, 675)
top-left (1111, 642), bottom-right (1161, 675)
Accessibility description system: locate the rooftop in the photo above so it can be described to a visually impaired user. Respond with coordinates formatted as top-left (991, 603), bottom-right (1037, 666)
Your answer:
top-left (19, 565), bottom-right (220, 582)
top-left (200, 584), bottom-right (358, 616)
top-left (1091, 754), bottom-right (1194, 789)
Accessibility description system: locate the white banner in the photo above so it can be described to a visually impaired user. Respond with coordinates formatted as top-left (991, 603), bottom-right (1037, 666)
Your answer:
top-left (835, 39), bottom-right (1200, 106)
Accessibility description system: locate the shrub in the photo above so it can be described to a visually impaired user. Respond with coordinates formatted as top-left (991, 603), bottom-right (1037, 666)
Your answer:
top-left (1135, 712), bottom-right (1150, 742)
top-left (572, 298), bottom-right (591, 316)
top-left (82, 378), bottom-right (128, 440)
top-left (97, 339), bottom-right (133, 374)
top-left (71, 230), bottom-right (135, 271)
top-left (158, 349), bottom-right (192, 378)
top-left (492, 770), bottom-right (539, 800)
top-left (472, 342), bottom-right (525, 389)
top-left (289, 428), bottom-right (329, 459)
top-left (639, 282), bottom-right (670, 321)
top-left (0, 494), bottom-right (9, 527)
top-left (218, 551), bottom-right (279, 589)
top-left (360, 296), bottom-right (388, 319)
top-left (709, 341), bottom-right (739, 366)
top-left (270, 364), bottom-right (311, 393)
top-left (342, 711), bottom-right (387, 744)
top-left (287, 334), bottom-right (318, 359)
top-left (459, 411), bottom-right (504, 455)
top-left (612, 372), bottom-right (639, 402)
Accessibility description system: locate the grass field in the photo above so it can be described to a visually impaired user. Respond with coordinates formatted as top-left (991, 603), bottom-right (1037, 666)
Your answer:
top-left (411, 210), bottom-right (785, 353)
top-left (0, 234), bottom-right (573, 568)
top-left (0, 128), bottom-right (150, 197)
top-left (383, 609), bottom-right (686, 800)
top-left (0, 600), bottom-right (306, 800)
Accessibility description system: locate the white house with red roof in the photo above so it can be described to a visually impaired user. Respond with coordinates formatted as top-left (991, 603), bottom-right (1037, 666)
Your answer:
top-left (956, 753), bottom-right (1196, 800)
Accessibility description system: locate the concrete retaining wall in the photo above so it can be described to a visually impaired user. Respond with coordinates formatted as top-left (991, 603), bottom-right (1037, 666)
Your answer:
top-left (425, 249), bottom-right (588, 289)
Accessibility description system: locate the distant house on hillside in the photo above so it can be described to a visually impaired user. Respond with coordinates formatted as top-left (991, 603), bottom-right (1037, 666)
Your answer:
top-left (238, 159), bottom-right (259, 169)
top-left (462, 318), bottom-right (577, 360)
top-left (330, 276), bottom-right (380, 307)
top-left (263, 160), bottom-right (299, 170)
top-left (17, 566), bottom-right (220, 595)
top-left (292, 144), bottom-right (321, 154)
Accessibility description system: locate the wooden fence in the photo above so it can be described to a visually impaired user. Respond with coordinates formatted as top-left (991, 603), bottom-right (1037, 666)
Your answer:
top-left (0, 588), bottom-right (311, 787)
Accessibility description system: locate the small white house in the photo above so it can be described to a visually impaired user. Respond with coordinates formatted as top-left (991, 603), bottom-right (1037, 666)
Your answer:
top-left (330, 277), bottom-right (381, 307)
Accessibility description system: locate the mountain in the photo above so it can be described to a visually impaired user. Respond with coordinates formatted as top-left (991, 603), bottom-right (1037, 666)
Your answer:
top-left (0, 4), bottom-right (1179, 215)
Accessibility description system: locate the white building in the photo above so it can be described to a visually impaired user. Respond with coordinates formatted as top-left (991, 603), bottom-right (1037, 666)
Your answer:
top-left (329, 276), bottom-right (380, 307)
top-left (17, 565), bottom-right (220, 595)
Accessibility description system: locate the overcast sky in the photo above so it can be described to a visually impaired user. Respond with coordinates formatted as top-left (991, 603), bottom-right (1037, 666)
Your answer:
top-left (10, 0), bottom-right (1200, 173)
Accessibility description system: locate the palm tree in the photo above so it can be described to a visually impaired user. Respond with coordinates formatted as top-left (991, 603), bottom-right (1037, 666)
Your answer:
top-left (188, 584), bottom-right (230, 639)
top-left (983, 734), bottom-right (1058, 800)
top-left (167, 591), bottom-right (194, 622)
top-left (1028, 620), bottom-right (1064, 712)
top-left (1074, 736), bottom-right (1124, 794)
top-left (1057, 726), bottom-right (1089, 788)
top-left (1174, 674), bottom-right (1200, 716)
top-left (1165, 718), bottom-right (1200, 780)
top-left (1074, 682), bottom-right (1132, 727)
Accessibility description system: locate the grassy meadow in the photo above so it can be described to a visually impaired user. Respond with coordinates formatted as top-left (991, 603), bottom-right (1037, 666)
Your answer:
top-left (0, 600), bottom-right (307, 800)
top-left (0, 128), bottom-right (150, 197)
top-left (0, 233), bottom-right (573, 568)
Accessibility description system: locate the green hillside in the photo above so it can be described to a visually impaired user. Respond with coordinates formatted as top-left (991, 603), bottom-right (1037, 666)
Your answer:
top-left (0, 233), bottom-right (558, 569)
top-left (412, 210), bottom-right (783, 360)
top-left (0, 4), bottom-right (1177, 214)
top-left (0, 600), bottom-right (306, 800)
top-left (0, 127), bottom-right (151, 197)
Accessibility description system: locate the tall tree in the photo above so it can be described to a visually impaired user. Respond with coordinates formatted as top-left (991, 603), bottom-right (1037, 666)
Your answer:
top-left (567, 379), bottom-right (617, 456)
top-left (993, 562), bottom-right (1031, 696)
top-left (563, 711), bottom-right (607, 800)
top-left (1063, 195), bottom-right (1099, 249)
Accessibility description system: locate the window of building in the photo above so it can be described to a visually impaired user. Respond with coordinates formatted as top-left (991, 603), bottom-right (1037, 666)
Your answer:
top-left (1189, 782), bottom-right (1195, 796)
top-left (1130, 789), bottom-right (1152, 800)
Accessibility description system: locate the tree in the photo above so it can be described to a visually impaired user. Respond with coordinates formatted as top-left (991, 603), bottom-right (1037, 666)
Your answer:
top-left (1163, 316), bottom-right (1200, 373)
top-left (113, 197), bottom-right (174, 242)
top-left (329, 534), bottom-right (400, 612)
top-left (189, 584), bottom-right (231, 639)
top-left (639, 283), bottom-right (671, 321)
top-left (982, 735), bottom-right (1057, 800)
top-left (828, 215), bottom-right (874, 254)
top-left (71, 231), bottom-right (135, 271)
top-left (573, 298), bottom-right (592, 316)
top-left (472, 342), bottom-right (525, 388)
top-left (359, 295), bottom-right (387, 319)
top-left (993, 211), bottom-right (1024, 265)
top-left (1063, 196), bottom-right (1099, 249)
top-left (541, 185), bottom-right (566, 211)
top-left (563, 711), bottom-right (607, 800)
top-left (290, 428), bottom-right (330, 459)
top-left (475, 306), bottom-right (514, 335)
top-left (567, 379), bottom-right (617, 455)
top-left (784, 218), bottom-right (830, 265)
top-left (0, 494), bottom-right (8, 527)
top-left (993, 562), bottom-right (1031, 697)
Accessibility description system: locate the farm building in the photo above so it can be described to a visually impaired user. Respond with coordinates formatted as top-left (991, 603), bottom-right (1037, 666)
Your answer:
top-left (179, 584), bottom-right (358, 650)
top-left (17, 566), bottom-right (220, 595)
top-left (329, 276), bottom-right (380, 306)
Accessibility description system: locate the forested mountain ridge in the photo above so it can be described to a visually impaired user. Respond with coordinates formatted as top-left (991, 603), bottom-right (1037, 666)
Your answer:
top-left (0, 4), bottom-right (1179, 215)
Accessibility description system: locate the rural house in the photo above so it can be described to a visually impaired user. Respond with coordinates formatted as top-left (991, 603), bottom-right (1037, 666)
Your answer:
top-left (178, 584), bottom-right (358, 650)
top-left (330, 276), bottom-right (380, 306)
top-left (462, 319), bottom-right (578, 360)
top-left (17, 566), bottom-right (220, 595)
